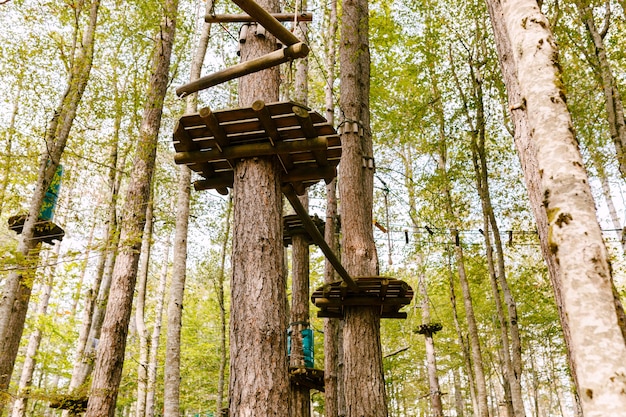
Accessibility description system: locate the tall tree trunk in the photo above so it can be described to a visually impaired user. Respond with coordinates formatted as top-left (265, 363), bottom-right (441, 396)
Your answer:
top-left (135, 195), bottom-right (154, 417)
top-left (322, 0), bottom-right (340, 414)
top-left (65, 87), bottom-right (122, 413)
top-left (10, 243), bottom-right (60, 417)
top-left (289, 194), bottom-right (311, 417)
top-left (145, 233), bottom-right (170, 417)
top-left (417, 265), bottom-right (444, 417)
top-left (215, 197), bottom-right (232, 415)
top-left (163, 2), bottom-right (211, 413)
top-left (577, 0), bottom-right (626, 180)
top-left (0, 3), bottom-right (100, 413)
top-left (84, 1), bottom-right (178, 415)
top-left (0, 73), bottom-right (23, 218)
top-left (228, 0), bottom-right (289, 415)
top-left (490, 0), bottom-right (626, 414)
top-left (339, 0), bottom-right (387, 415)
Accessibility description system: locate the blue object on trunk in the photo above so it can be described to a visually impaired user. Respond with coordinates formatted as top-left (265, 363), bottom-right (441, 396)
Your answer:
top-left (288, 327), bottom-right (314, 368)
top-left (39, 164), bottom-right (63, 221)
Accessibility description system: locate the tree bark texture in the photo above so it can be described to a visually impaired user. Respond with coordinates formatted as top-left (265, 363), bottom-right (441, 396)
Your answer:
top-left (228, 0), bottom-right (289, 414)
top-left (289, 227), bottom-right (311, 417)
top-left (84, 1), bottom-right (177, 415)
top-left (163, 2), bottom-right (212, 414)
top-left (495, 0), bottom-right (626, 414)
top-left (0, 3), bottom-right (100, 410)
top-left (339, 0), bottom-right (387, 415)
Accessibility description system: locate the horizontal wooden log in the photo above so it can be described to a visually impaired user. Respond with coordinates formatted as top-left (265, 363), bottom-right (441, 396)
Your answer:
top-left (312, 297), bottom-right (414, 307)
top-left (206, 12), bottom-right (313, 23)
top-left (175, 136), bottom-right (328, 164)
top-left (176, 42), bottom-right (309, 96)
top-left (231, 0), bottom-right (301, 46)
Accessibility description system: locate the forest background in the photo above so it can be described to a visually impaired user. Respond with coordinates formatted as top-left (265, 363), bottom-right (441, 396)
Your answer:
top-left (0, 0), bottom-right (625, 416)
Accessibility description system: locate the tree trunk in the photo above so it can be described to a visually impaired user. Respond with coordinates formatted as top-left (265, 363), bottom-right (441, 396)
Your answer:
top-left (577, 1), bottom-right (626, 181)
top-left (228, 0), bottom-right (289, 415)
top-left (417, 267), bottom-right (444, 417)
top-left (163, 3), bottom-right (211, 414)
top-left (145, 233), bottom-right (170, 417)
top-left (10, 243), bottom-right (60, 417)
top-left (492, 0), bottom-right (626, 414)
top-left (322, 0), bottom-right (340, 414)
top-left (84, 1), bottom-right (178, 415)
top-left (215, 197), bottom-right (232, 416)
top-left (0, 3), bottom-right (100, 413)
top-left (0, 73), bottom-right (22, 218)
top-left (339, 0), bottom-right (387, 414)
top-left (135, 195), bottom-right (154, 417)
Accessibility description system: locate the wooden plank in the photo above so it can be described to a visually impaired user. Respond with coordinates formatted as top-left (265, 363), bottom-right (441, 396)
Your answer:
top-left (206, 12), bottom-right (313, 23)
top-left (176, 43), bottom-right (309, 96)
top-left (252, 100), bottom-right (281, 145)
top-left (175, 137), bottom-right (328, 164)
top-left (230, 0), bottom-right (302, 46)
top-left (313, 297), bottom-right (414, 307)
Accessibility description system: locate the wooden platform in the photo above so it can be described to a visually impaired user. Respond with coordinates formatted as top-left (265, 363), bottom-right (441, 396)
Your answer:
top-left (173, 101), bottom-right (341, 195)
top-left (283, 214), bottom-right (325, 246)
top-left (289, 367), bottom-right (325, 392)
top-left (8, 215), bottom-right (65, 245)
top-left (311, 276), bottom-right (413, 319)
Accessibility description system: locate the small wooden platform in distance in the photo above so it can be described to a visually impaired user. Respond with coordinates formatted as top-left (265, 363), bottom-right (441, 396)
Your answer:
top-left (311, 276), bottom-right (413, 319)
top-left (173, 101), bottom-right (341, 195)
top-left (289, 367), bottom-right (325, 392)
top-left (283, 214), bottom-right (325, 246)
top-left (8, 215), bottom-right (65, 245)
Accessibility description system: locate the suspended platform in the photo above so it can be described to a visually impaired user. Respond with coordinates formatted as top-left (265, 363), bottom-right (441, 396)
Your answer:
top-left (289, 366), bottom-right (325, 392)
top-left (311, 276), bottom-right (414, 319)
top-left (8, 214), bottom-right (65, 245)
top-left (173, 100), bottom-right (341, 195)
top-left (283, 213), bottom-right (325, 246)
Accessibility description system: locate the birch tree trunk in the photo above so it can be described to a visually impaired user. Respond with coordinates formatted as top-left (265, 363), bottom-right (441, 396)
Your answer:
top-left (84, 1), bottom-right (178, 415)
top-left (163, 2), bottom-right (211, 414)
top-left (135, 196), bottom-right (154, 417)
top-left (145, 234), bottom-right (170, 417)
top-left (0, 3), bottom-right (100, 413)
top-left (228, 0), bottom-right (289, 414)
top-left (492, 0), bottom-right (626, 414)
top-left (577, 0), bottom-right (626, 181)
top-left (0, 74), bottom-right (22, 218)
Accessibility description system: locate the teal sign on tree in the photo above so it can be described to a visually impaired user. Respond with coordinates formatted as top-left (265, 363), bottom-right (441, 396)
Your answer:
top-left (39, 164), bottom-right (63, 221)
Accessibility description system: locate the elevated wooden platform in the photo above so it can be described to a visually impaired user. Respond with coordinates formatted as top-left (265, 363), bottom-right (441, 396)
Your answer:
top-left (311, 276), bottom-right (413, 319)
top-left (289, 367), bottom-right (325, 392)
top-left (283, 214), bottom-right (325, 246)
top-left (8, 215), bottom-right (65, 245)
top-left (173, 101), bottom-right (341, 195)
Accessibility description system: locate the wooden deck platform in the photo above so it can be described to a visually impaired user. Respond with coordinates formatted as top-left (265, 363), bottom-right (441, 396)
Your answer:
top-left (173, 101), bottom-right (341, 195)
top-left (282, 214), bottom-right (325, 246)
top-left (8, 215), bottom-right (65, 245)
top-left (289, 366), bottom-right (325, 392)
top-left (311, 276), bottom-right (413, 319)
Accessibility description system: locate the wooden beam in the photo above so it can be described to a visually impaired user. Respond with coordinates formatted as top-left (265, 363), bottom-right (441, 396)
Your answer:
top-left (175, 137), bottom-right (328, 164)
top-left (293, 105), bottom-right (327, 166)
top-left (283, 184), bottom-right (360, 292)
top-left (198, 107), bottom-right (228, 151)
top-left (176, 42), bottom-right (309, 97)
top-left (205, 12), bottom-right (313, 23)
top-left (231, 0), bottom-right (301, 46)
top-left (252, 100), bottom-right (281, 146)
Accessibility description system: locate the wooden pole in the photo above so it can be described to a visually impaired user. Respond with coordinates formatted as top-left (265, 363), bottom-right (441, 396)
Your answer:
top-left (231, 0), bottom-right (301, 46)
top-left (176, 42), bottom-right (309, 96)
top-left (283, 184), bottom-right (359, 292)
top-left (206, 12), bottom-right (312, 23)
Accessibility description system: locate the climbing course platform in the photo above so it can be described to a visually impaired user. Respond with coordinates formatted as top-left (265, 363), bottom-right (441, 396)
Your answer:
top-left (8, 215), bottom-right (65, 245)
top-left (173, 100), bottom-right (341, 195)
top-left (311, 276), bottom-right (414, 319)
top-left (283, 213), bottom-right (325, 246)
top-left (289, 367), bottom-right (325, 392)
